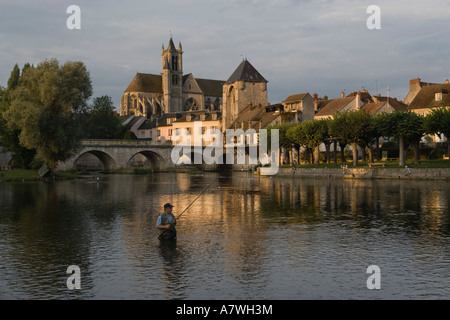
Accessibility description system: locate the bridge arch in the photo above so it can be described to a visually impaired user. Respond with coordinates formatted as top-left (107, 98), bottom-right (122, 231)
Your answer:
top-left (74, 150), bottom-right (117, 171)
top-left (127, 150), bottom-right (166, 169)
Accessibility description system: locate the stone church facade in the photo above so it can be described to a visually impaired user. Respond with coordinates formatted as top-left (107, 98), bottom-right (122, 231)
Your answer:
top-left (120, 38), bottom-right (225, 118)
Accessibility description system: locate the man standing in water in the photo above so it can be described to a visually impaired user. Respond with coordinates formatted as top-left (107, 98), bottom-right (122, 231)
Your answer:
top-left (156, 203), bottom-right (177, 240)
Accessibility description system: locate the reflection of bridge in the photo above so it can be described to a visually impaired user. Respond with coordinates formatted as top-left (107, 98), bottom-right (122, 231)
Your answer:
top-left (56, 140), bottom-right (176, 171)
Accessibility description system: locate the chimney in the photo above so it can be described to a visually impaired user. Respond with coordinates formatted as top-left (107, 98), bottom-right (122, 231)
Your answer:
top-left (410, 78), bottom-right (421, 91)
top-left (313, 93), bottom-right (318, 100)
top-left (355, 92), bottom-right (361, 110)
top-left (446, 79), bottom-right (449, 84)
top-left (314, 98), bottom-right (318, 112)
top-left (341, 91), bottom-right (345, 98)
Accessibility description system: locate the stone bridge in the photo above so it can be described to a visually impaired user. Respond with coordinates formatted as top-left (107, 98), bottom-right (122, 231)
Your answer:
top-left (56, 139), bottom-right (230, 172)
top-left (56, 140), bottom-right (178, 172)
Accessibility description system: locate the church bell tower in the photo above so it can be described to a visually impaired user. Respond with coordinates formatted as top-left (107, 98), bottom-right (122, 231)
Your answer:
top-left (162, 38), bottom-right (183, 113)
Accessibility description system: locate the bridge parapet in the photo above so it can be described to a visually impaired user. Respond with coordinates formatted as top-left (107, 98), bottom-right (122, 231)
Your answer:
top-left (80, 139), bottom-right (172, 148)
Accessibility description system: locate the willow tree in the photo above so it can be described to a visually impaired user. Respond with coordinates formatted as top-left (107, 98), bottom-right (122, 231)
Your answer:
top-left (4, 59), bottom-right (92, 169)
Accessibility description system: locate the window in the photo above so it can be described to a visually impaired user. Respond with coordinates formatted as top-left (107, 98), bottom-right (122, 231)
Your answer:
top-left (436, 92), bottom-right (443, 101)
top-left (172, 75), bottom-right (178, 85)
top-left (172, 56), bottom-right (178, 71)
top-left (168, 129), bottom-right (173, 136)
top-left (157, 130), bottom-right (161, 137)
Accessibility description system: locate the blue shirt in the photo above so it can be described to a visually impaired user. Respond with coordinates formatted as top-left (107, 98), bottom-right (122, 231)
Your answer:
top-left (156, 213), bottom-right (174, 226)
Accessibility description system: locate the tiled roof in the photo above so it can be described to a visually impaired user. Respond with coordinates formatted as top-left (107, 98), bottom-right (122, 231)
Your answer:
top-left (226, 59), bottom-right (268, 84)
top-left (283, 93), bottom-right (308, 103)
top-left (196, 78), bottom-right (225, 97)
top-left (315, 97), bottom-right (354, 117)
top-left (125, 73), bottom-right (162, 93)
top-left (408, 84), bottom-right (450, 109)
top-left (361, 101), bottom-right (386, 115)
top-left (229, 104), bottom-right (280, 130)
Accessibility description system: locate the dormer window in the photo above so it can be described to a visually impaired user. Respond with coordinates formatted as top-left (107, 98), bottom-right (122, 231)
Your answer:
top-left (436, 92), bottom-right (443, 101)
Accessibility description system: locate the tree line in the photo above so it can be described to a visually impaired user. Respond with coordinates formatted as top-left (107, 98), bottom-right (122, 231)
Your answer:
top-left (0, 59), bottom-right (126, 170)
top-left (267, 107), bottom-right (450, 167)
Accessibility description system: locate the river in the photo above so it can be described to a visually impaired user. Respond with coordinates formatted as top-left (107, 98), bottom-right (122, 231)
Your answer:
top-left (1, 172), bottom-right (450, 299)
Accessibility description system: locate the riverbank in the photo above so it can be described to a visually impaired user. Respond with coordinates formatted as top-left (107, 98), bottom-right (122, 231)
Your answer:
top-left (3, 160), bottom-right (450, 182)
top-left (258, 166), bottom-right (450, 180)
top-left (0, 169), bottom-right (81, 182)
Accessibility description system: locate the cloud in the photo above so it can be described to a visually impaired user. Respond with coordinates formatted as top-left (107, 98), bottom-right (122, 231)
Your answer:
top-left (0, 0), bottom-right (448, 107)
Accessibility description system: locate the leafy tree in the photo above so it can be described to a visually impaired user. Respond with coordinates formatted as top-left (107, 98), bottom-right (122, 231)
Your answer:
top-left (4, 59), bottom-right (92, 170)
top-left (329, 110), bottom-right (373, 166)
top-left (424, 107), bottom-right (450, 159)
top-left (266, 123), bottom-right (296, 164)
top-left (83, 95), bottom-right (124, 139)
top-left (0, 64), bottom-right (37, 168)
top-left (287, 120), bottom-right (329, 165)
top-left (377, 111), bottom-right (424, 165)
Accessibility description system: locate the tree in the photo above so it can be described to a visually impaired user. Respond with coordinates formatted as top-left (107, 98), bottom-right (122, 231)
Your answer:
top-left (377, 111), bottom-right (424, 166)
top-left (0, 64), bottom-right (37, 168)
top-left (4, 59), bottom-right (92, 170)
top-left (424, 107), bottom-right (450, 159)
top-left (329, 110), bottom-right (373, 166)
top-left (83, 95), bottom-right (124, 139)
top-left (266, 123), bottom-right (296, 165)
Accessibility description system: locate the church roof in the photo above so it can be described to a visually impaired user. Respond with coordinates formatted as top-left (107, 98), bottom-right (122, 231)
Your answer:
top-left (196, 78), bottom-right (225, 97)
top-left (125, 73), bottom-right (162, 93)
top-left (226, 59), bottom-right (268, 84)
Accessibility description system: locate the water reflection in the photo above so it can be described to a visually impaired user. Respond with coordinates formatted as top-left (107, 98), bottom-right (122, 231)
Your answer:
top-left (1, 173), bottom-right (450, 299)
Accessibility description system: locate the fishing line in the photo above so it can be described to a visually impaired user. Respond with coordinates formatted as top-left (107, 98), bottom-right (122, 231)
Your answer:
top-left (176, 177), bottom-right (218, 220)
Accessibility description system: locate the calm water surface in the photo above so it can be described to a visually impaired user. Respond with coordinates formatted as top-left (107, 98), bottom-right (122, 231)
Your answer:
top-left (1, 172), bottom-right (450, 299)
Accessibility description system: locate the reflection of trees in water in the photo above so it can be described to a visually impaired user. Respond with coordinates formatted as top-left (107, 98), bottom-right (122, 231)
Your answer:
top-left (258, 177), bottom-right (450, 236)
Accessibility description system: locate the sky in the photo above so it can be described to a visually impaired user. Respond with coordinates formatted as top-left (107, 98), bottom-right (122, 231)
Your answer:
top-left (0, 0), bottom-right (449, 109)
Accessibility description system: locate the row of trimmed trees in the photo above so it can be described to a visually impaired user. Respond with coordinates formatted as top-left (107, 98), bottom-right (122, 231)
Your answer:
top-left (267, 108), bottom-right (450, 167)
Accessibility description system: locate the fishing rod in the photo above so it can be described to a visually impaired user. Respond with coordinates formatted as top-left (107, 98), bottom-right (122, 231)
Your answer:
top-left (176, 177), bottom-right (218, 220)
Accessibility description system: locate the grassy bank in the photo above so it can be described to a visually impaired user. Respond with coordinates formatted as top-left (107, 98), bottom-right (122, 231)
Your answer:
top-left (0, 169), bottom-right (81, 182)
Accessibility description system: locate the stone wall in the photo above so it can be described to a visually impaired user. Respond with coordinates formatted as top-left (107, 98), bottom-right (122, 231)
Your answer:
top-left (258, 167), bottom-right (450, 180)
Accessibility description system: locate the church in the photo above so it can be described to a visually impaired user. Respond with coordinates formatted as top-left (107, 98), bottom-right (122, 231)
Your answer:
top-left (120, 38), bottom-right (225, 117)
top-left (120, 38), bottom-right (272, 132)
